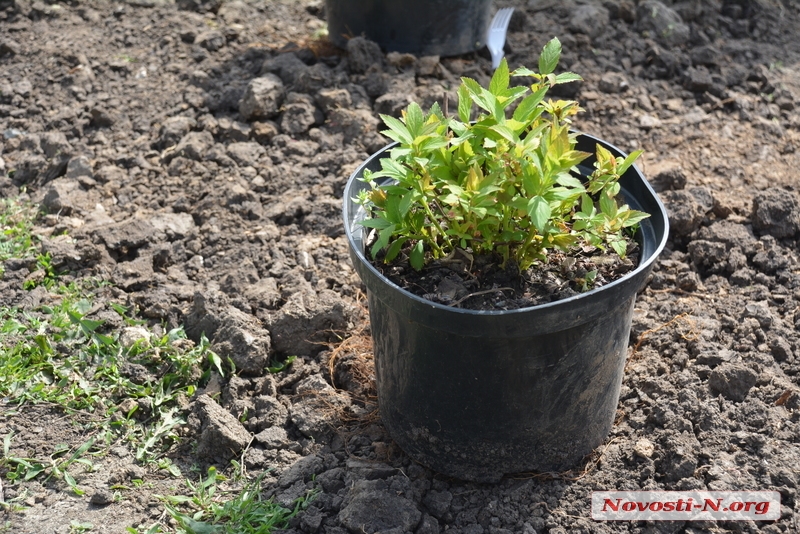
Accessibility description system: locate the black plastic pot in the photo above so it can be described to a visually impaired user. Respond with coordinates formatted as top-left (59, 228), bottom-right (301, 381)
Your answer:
top-left (343, 134), bottom-right (669, 482)
top-left (325, 0), bottom-right (492, 57)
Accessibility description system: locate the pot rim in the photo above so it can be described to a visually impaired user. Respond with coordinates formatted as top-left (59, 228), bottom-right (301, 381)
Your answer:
top-left (343, 133), bottom-right (670, 317)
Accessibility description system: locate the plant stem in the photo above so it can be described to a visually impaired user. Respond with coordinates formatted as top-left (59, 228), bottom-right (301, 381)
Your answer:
top-left (420, 197), bottom-right (450, 256)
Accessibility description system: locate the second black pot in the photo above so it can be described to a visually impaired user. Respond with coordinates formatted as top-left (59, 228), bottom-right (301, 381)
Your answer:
top-left (325, 0), bottom-right (493, 57)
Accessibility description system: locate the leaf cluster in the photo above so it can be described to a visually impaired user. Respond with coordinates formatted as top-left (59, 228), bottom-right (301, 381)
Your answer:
top-left (356, 37), bottom-right (649, 272)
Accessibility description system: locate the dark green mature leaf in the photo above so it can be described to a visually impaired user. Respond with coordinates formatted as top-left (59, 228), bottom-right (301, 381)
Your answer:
top-left (371, 225), bottom-right (396, 259)
top-left (538, 37), bottom-right (562, 75)
top-left (409, 241), bottom-right (425, 270)
top-left (398, 190), bottom-right (415, 218)
top-left (599, 192), bottom-right (617, 218)
top-left (489, 58), bottom-right (509, 96)
top-left (384, 237), bottom-right (408, 263)
top-left (580, 193), bottom-right (594, 215)
top-left (512, 86), bottom-right (548, 123)
top-left (528, 196), bottom-right (551, 233)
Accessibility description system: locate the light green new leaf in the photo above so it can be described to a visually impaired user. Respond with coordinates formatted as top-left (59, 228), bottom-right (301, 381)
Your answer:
top-left (616, 149), bottom-right (644, 176)
top-left (555, 173), bottom-right (585, 189)
top-left (538, 37), bottom-right (562, 75)
top-left (490, 124), bottom-right (518, 144)
top-left (404, 102), bottom-right (424, 138)
top-left (457, 85), bottom-right (471, 122)
top-left (554, 72), bottom-right (583, 85)
top-left (461, 77), bottom-right (483, 99)
top-left (417, 136), bottom-right (449, 153)
top-left (380, 114), bottom-right (414, 145)
top-left (621, 211), bottom-right (651, 228)
top-left (610, 239), bottom-right (628, 258)
top-left (489, 58), bottom-right (510, 95)
top-left (511, 66), bottom-right (538, 77)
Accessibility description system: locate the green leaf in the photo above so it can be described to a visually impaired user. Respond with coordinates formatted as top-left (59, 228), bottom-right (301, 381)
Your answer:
top-left (554, 72), bottom-right (583, 84)
top-left (555, 173), bottom-right (585, 189)
top-left (599, 193), bottom-right (617, 218)
top-left (409, 241), bottom-right (425, 270)
top-left (621, 211), bottom-right (651, 228)
top-left (580, 193), bottom-right (594, 215)
top-left (266, 356), bottom-right (296, 374)
top-left (417, 136), bottom-right (449, 153)
top-left (489, 58), bottom-right (509, 95)
top-left (69, 437), bottom-right (95, 462)
top-left (610, 239), bottom-right (628, 258)
top-left (512, 86), bottom-right (548, 123)
top-left (398, 190), bottom-right (415, 218)
top-left (457, 85), bottom-right (471, 122)
top-left (380, 114), bottom-right (413, 145)
top-left (511, 66), bottom-right (538, 77)
top-left (461, 77), bottom-right (483, 96)
top-left (559, 150), bottom-right (591, 170)
top-left (359, 218), bottom-right (393, 230)
top-left (384, 237), bottom-right (408, 263)
top-left (208, 351), bottom-right (224, 377)
top-left (489, 124), bottom-right (518, 144)
top-left (527, 196), bottom-right (551, 233)
top-left (405, 102), bottom-right (424, 138)
top-left (617, 149), bottom-right (644, 176)
top-left (538, 37), bottom-right (562, 75)
top-left (370, 224), bottom-right (396, 258)
top-left (63, 472), bottom-right (84, 495)
top-left (428, 101), bottom-right (444, 121)
top-left (73, 299), bottom-right (92, 315)
top-left (24, 463), bottom-right (45, 480)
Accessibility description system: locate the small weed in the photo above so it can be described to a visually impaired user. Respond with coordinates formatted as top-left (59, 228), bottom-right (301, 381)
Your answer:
top-left (69, 520), bottom-right (94, 533)
top-left (1, 433), bottom-right (97, 496)
top-left (0, 197), bottom-right (296, 533)
top-left (157, 467), bottom-right (317, 534)
top-left (22, 253), bottom-right (59, 290)
top-left (0, 198), bottom-right (39, 262)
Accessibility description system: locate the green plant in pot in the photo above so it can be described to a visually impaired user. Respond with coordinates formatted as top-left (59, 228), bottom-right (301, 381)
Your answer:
top-left (342, 38), bottom-right (669, 482)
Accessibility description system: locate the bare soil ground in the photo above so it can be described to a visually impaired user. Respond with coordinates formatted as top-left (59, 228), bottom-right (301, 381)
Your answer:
top-left (2, 0), bottom-right (800, 532)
